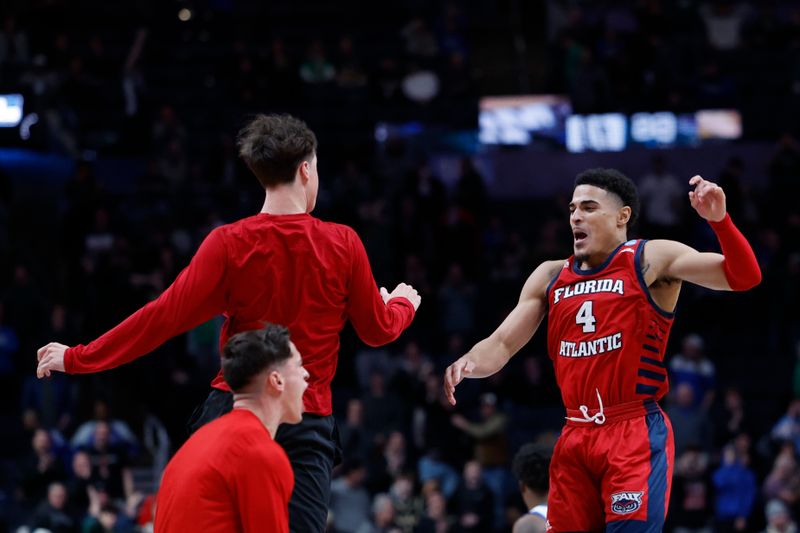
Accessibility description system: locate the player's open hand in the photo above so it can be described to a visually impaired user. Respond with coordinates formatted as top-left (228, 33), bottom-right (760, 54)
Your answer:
top-left (444, 356), bottom-right (475, 406)
top-left (36, 342), bottom-right (69, 378)
top-left (688, 175), bottom-right (726, 222)
top-left (381, 283), bottom-right (421, 310)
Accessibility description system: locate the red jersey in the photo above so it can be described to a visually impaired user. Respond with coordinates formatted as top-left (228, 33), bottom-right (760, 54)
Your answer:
top-left (546, 240), bottom-right (674, 410)
top-left (155, 409), bottom-right (292, 533)
top-left (63, 213), bottom-right (416, 415)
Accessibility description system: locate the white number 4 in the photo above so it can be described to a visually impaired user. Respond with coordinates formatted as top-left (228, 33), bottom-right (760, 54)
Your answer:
top-left (576, 301), bottom-right (596, 333)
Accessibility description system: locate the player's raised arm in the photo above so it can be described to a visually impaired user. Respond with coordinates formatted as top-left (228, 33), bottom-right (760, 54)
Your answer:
top-left (444, 260), bottom-right (562, 405)
top-left (644, 176), bottom-right (761, 292)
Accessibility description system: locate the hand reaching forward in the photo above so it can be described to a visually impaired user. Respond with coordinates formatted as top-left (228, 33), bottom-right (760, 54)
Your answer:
top-left (444, 356), bottom-right (475, 406)
top-left (36, 342), bottom-right (69, 378)
top-left (689, 175), bottom-right (726, 223)
top-left (380, 282), bottom-right (421, 310)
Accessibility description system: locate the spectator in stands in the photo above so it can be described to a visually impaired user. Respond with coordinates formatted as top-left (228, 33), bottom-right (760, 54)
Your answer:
top-left (299, 40), bottom-right (336, 85)
top-left (670, 334), bottom-right (717, 411)
top-left (401, 18), bottom-right (439, 59)
top-left (763, 443), bottom-right (800, 507)
top-left (330, 459), bottom-right (371, 533)
top-left (667, 383), bottom-right (714, 456)
top-left (451, 392), bottom-right (509, 528)
top-left (19, 428), bottom-right (66, 504)
top-left (438, 263), bottom-right (477, 337)
top-left (357, 493), bottom-right (400, 533)
top-left (66, 450), bottom-right (93, 517)
top-left (713, 444), bottom-right (757, 533)
top-left (699, 2), bottom-right (752, 51)
top-left (28, 481), bottom-right (76, 533)
top-left (638, 154), bottom-right (684, 238)
top-left (363, 372), bottom-right (405, 444)
top-left (389, 473), bottom-right (425, 532)
top-left (450, 460), bottom-right (493, 533)
top-left (339, 398), bottom-right (370, 462)
top-left (761, 499), bottom-right (797, 533)
top-left (0, 16), bottom-right (30, 67)
top-left (669, 446), bottom-right (714, 533)
top-left (81, 421), bottom-right (133, 501)
top-left (772, 399), bottom-right (800, 454)
top-left (71, 400), bottom-right (138, 455)
top-left (714, 387), bottom-right (751, 449)
top-left (415, 489), bottom-right (452, 533)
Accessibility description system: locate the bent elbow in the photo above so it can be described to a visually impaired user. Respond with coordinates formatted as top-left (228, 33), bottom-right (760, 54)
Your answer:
top-left (731, 270), bottom-right (762, 291)
top-left (359, 330), bottom-right (401, 348)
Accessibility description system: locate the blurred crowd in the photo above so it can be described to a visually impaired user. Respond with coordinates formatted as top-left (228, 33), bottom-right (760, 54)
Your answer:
top-left (1, 1), bottom-right (800, 532)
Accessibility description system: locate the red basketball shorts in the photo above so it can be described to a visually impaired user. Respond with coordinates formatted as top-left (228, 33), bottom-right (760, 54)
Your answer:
top-left (546, 400), bottom-right (674, 533)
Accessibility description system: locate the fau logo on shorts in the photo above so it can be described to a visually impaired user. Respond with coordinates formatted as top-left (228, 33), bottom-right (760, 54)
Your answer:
top-left (610, 491), bottom-right (643, 515)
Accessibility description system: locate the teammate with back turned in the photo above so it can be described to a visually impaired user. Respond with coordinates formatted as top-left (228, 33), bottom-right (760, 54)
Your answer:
top-left (444, 168), bottom-right (761, 532)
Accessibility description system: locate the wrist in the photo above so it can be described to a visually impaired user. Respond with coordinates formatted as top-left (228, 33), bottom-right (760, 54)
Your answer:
top-left (708, 212), bottom-right (731, 228)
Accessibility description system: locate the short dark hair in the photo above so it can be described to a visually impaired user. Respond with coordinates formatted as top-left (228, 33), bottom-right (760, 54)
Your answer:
top-left (512, 443), bottom-right (551, 494)
top-left (574, 168), bottom-right (640, 231)
top-left (221, 324), bottom-right (292, 391)
top-left (237, 114), bottom-right (318, 189)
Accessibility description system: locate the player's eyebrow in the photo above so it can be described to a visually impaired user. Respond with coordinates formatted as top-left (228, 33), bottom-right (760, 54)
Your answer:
top-left (569, 200), bottom-right (600, 209)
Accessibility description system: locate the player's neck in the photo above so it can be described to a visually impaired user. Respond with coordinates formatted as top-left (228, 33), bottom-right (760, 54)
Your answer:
top-left (523, 490), bottom-right (547, 509)
top-left (578, 238), bottom-right (627, 269)
top-left (260, 184), bottom-right (308, 215)
top-left (232, 396), bottom-right (282, 438)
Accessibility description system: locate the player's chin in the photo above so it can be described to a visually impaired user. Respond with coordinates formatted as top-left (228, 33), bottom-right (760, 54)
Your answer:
top-left (290, 405), bottom-right (304, 424)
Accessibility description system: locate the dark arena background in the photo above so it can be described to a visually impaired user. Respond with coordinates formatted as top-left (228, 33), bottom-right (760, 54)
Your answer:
top-left (0, 0), bottom-right (799, 531)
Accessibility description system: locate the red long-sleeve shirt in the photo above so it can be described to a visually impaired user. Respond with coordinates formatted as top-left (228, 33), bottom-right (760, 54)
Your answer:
top-left (64, 213), bottom-right (415, 415)
top-left (154, 409), bottom-right (293, 533)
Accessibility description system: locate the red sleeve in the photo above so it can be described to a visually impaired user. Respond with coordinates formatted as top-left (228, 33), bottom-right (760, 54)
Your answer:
top-left (708, 214), bottom-right (762, 291)
top-left (64, 228), bottom-right (229, 373)
top-left (345, 229), bottom-right (415, 347)
top-left (233, 446), bottom-right (292, 533)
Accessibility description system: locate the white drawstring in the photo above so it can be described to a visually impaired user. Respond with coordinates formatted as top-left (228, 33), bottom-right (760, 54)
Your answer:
top-left (565, 389), bottom-right (606, 425)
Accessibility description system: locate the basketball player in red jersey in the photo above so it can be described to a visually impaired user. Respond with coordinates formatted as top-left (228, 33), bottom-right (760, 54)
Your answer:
top-left (444, 168), bottom-right (761, 532)
top-left (36, 114), bottom-right (421, 532)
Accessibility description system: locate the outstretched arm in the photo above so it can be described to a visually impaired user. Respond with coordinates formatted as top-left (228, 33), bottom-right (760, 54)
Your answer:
top-left (443, 260), bottom-right (561, 405)
top-left (37, 229), bottom-right (229, 377)
top-left (645, 176), bottom-right (761, 291)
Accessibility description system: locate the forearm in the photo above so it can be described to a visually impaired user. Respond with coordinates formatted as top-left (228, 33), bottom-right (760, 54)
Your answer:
top-left (462, 336), bottom-right (514, 379)
top-left (352, 297), bottom-right (415, 347)
top-left (709, 214), bottom-right (761, 291)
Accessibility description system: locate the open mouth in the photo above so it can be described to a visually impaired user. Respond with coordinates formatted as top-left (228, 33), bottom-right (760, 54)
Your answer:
top-left (573, 229), bottom-right (588, 244)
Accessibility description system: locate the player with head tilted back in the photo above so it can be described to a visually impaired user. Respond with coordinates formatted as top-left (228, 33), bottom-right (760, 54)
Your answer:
top-left (444, 169), bottom-right (761, 532)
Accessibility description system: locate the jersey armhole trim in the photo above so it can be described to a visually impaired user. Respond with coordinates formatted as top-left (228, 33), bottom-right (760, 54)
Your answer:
top-left (635, 240), bottom-right (676, 319)
top-left (544, 267), bottom-right (562, 311)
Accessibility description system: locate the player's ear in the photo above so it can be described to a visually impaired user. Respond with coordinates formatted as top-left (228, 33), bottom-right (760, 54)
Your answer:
top-left (297, 160), bottom-right (310, 184)
top-left (618, 206), bottom-right (631, 228)
top-left (268, 370), bottom-right (285, 392)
